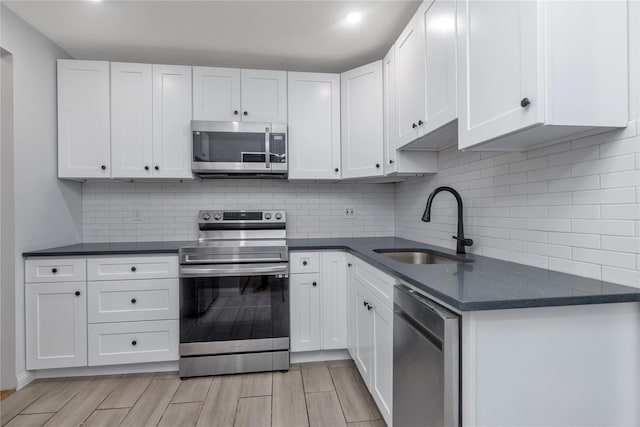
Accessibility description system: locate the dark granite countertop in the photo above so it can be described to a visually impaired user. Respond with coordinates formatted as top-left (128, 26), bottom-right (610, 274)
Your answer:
top-left (24, 237), bottom-right (640, 311)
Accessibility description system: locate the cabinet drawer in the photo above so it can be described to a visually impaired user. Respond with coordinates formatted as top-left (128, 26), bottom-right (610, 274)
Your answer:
top-left (88, 320), bottom-right (178, 366)
top-left (290, 252), bottom-right (320, 274)
top-left (87, 256), bottom-right (178, 281)
top-left (25, 258), bottom-right (86, 283)
top-left (88, 278), bottom-right (178, 323)
top-left (352, 258), bottom-right (396, 308)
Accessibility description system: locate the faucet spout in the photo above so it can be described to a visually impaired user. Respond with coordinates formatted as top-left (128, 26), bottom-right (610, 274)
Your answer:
top-left (421, 186), bottom-right (473, 255)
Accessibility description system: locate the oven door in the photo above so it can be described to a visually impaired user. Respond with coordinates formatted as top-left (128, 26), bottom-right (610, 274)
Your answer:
top-left (191, 121), bottom-right (287, 173)
top-left (179, 263), bottom-right (289, 356)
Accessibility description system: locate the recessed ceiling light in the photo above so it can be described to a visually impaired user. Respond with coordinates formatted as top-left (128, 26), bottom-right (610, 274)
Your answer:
top-left (346, 12), bottom-right (362, 24)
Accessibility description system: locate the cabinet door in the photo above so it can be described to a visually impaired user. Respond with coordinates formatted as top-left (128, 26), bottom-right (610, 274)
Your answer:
top-left (26, 282), bottom-right (87, 369)
top-left (288, 72), bottom-right (341, 180)
top-left (111, 62), bottom-right (153, 178)
top-left (346, 255), bottom-right (356, 359)
top-left (421, 0), bottom-right (458, 136)
top-left (320, 252), bottom-right (347, 350)
top-left (395, 13), bottom-right (425, 147)
top-left (57, 60), bottom-right (111, 179)
top-left (341, 61), bottom-right (384, 179)
top-left (383, 47), bottom-right (398, 175)
top-left (290, 273), bottom-right (321, 352)
top-left (192, 66), bottom-right (241, 121)
top-left (353, 280), bottom-right (373, 387)
top-left (371, 297), bottom-right (394, 425)
top-left (457, 0), bottom-right (542, 149)
top-left (152, 65), bottom-right (193, 179)
top-left (240, 69), bottom-right (287, 123)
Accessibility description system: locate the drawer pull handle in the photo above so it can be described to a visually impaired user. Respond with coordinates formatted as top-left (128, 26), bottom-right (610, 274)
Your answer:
top-left (51, 268), bottom-right (58, 273)
top-left (75, 291), bottom-right (81, 296)
top-left (302, 261), bottom-right (308, 266)
top-left (131, 298), bottom-right (137, 304)
top-left (131, 340), bottom-right (137, 346)
top-left (131, 266), bottom-right (137, 272)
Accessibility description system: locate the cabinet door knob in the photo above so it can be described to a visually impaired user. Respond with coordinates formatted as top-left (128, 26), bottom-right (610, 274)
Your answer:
top-left (520, 97), bottom-right (531, 108)
top-left (233, 110), bottom-right (239, 115)
top-left (302, 261), bottom-right (307, 266)
top-left (101, 165), bottom-right (106, 170)
top-left (375, 163), bottom-right (380, 168)
top-left (389, 159), bottom-right (394, 164)
top-left (347, 263), bottom-right (352, 267)
top-left (335, 168), bottom-right (339, 172)
top-left (131, 298), bottom-right (137, 304)
top-left (312, 282), bottom-right (317, 287)
top-left (367, 304), bottom-right (373, 311)
top-left (154, 166), bottom-right (159, 171)
top-left (418, 120), bottom-right (424, 126)
top-left (144, 166), bottom-right (149, 171)
top-left (131, 266), bottom-right (137, 272)
top-left (75, 291), bottom-right (81, 296)
top-left (131, 340), bottom-right (137, 346)
top-left (51, 268), bottom-right (58, 273)
top-left (412, 123), bottom-right (417, 129)
top-left (243, 111), bottom-right (248, 116)
top-left (363, 301), bottom-right (367, 307)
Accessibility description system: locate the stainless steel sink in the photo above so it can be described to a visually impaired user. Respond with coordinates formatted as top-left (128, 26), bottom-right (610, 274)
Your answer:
top-left (374, 249), bottom-right (473, 264)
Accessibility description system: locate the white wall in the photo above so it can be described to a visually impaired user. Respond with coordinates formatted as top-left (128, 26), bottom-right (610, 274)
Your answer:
top-left (1, 5), bottom-right (83, 388)
top-left (82, 180), bottom-right (395, 241)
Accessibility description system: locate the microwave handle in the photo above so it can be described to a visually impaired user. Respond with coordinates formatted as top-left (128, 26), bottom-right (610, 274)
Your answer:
top-left (265, 127), bottom-right (270, 169)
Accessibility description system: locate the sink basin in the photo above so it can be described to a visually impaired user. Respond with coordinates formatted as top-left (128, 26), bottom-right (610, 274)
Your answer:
top-left (374, 249), bottom-right (473, 264)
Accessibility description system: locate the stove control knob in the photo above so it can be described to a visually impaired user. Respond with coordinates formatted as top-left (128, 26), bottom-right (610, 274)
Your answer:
top-left (202, 212), bottom-right (211, 221)
top-left (275, 212), bottom-right (283, 220)
top-left (213, 213), bottom-right (222, 221)
top-left (264, 212), bottom-right (272, 220)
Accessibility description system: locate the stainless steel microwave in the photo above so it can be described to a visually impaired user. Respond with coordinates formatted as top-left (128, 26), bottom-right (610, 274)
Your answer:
top-left (191, 121), bottom-right (287, 176)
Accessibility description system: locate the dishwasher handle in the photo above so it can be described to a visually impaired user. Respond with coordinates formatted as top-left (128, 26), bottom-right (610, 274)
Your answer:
top-left (394, 284), bottom-right (459, 343)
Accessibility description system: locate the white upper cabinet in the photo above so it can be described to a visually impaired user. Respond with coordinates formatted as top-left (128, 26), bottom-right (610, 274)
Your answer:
top-left (458, 0), bottom-right (628, 151)
top-left (111, 62), bottom-right (154, 178)
top-left (57, 60), bottom-right (111, 179)
top-left (193, 67), bottom-right (287, 123)
top-left (341, 61), bottom-right (384, 179)
top-left (241, 69), bottom-right (288, 123)
top-left (383, 46), bottom-right (438, 177)
top-left (288, 72), bottom-right (341, 180)
top-left (152, 64), bottom-right (193, 178)
top-left (393, 0), bottom-right (458, 151)
top-left (192, 67), bottom-right (241, 122)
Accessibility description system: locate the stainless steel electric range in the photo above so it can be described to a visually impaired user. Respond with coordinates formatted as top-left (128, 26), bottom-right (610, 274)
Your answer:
top-left (178, 210), bottom-right (289, 378)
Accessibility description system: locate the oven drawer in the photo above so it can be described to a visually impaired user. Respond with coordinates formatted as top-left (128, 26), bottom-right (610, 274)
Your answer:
top-left (290, 252), bottom-right (320, 274)
top-left (88, 256), bottom-right (178, 281)
top-left (88, 320), bottom-right (178, 366)
top-left (25, 258), bottom-right (86, 283)
top-left (88, 278), bottom-right (178, 323)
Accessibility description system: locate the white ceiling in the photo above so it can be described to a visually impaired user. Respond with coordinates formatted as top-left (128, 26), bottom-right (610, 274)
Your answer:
top-left (4, 0), bottom-right (421, 73)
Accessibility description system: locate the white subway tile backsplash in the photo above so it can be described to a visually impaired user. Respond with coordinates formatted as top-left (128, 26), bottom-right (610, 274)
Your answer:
top-left (395, 122), bottom-right (640, 288)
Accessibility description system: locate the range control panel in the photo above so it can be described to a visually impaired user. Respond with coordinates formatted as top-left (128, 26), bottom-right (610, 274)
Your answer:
top-left (198, 210), bottom-right (286, 223)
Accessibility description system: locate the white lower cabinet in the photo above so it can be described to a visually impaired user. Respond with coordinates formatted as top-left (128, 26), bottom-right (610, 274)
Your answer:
top-left (290, 273), bottom-right (321, 352)
top-left (26, 281), bottom-right (88, 370)
top-left (290, 251), bottom-right (347, 352)
top-left (25, 255), bottom-right (179, 370)
top-left (88, 320), bottom-right (178, 366)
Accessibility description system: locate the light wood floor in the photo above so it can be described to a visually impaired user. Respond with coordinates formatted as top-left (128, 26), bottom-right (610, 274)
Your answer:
top-left (0, 360), bottom-right (386, 427)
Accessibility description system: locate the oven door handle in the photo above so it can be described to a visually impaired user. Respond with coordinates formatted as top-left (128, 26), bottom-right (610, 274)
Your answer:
top-left (180, 263), bottom-right (289, 278)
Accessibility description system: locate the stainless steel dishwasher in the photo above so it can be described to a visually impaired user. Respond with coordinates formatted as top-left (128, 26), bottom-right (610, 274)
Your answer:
top-left (393, 285), bottom-right (460, 427)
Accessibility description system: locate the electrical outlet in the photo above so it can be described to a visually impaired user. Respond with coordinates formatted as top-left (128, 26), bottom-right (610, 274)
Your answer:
top-left (133, 208), bottom-right (143, 222)
top-left (343, 207), bottom-right (356, 219)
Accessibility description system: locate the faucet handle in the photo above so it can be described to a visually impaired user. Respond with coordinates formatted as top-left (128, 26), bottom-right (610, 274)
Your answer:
top-left (452, 235), bottom-right (474, 246)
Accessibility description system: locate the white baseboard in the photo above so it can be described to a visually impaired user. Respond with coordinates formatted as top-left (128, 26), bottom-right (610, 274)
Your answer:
top-left (32, 361), bottom-right (179, 380)
top-left (16, 371), bottom-right (35, 391)
top-left (290, 349), bottom-right (350, 364)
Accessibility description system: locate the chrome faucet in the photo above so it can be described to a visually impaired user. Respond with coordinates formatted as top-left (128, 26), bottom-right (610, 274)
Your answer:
top-left (421, 186), bottom-right (473, 255)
